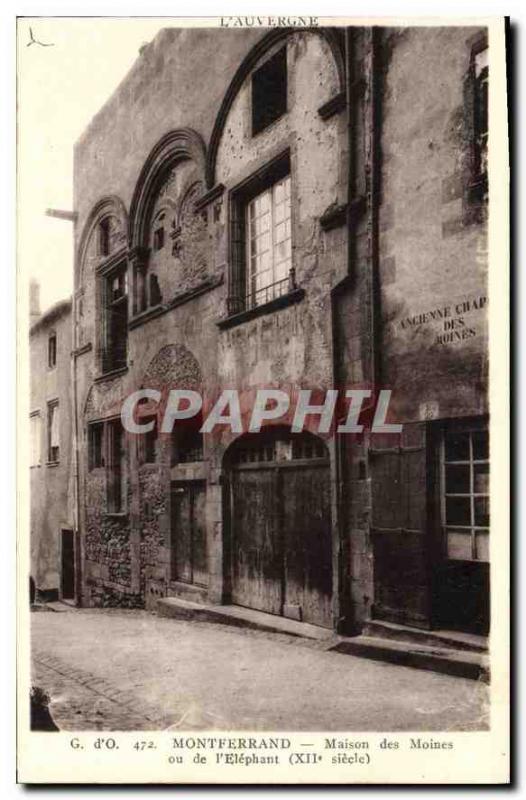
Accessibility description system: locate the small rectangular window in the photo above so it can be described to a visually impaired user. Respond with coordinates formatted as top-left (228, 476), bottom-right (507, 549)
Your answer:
top-left (47, 401), bottom-right (60, 463)
top-left (30, 412), bottom-right (41, 466)
top-left (88, 422), bottom-right (104, 469)
top-left (441, 425), bottom-right (489, 562)
top-left (48, 333), bottom-right (57, 368)
top-left (252, 47), bottom-right (287, 135)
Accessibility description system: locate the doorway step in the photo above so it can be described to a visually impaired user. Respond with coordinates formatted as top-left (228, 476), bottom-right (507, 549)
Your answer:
top-left (156, 597), bottom-right (335, 641)
top-left (330, 620), bottom-right (489, 682)
top-left (156, 598), bottom-right (489, 681)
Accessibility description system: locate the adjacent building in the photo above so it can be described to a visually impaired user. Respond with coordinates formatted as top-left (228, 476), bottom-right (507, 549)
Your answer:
top-left (29, 282), bottom-right (76, 602)
top-left (72, 26), bottom-right (489, 634)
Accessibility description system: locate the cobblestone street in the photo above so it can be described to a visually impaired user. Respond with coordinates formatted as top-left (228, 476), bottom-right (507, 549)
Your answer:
top-left (31, 607), bottom-right (489, 732)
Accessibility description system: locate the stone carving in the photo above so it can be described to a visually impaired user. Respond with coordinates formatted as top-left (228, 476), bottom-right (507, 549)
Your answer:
top-left (84, 376), bottom-right (126, 420)
top-left (141, 343), bottom-right (202, 390)
top-left (175, 181), bottom-right (208, 285)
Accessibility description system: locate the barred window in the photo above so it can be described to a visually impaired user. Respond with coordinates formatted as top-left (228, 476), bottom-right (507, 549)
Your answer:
top-left (246, 175), bottom-right (292, 309)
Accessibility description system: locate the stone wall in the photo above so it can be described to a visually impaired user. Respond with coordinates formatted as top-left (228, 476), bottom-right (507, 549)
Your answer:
top-left (30, 300), bottom-right (74, 597)
top-left (378, 26), bottom-right (488, 423)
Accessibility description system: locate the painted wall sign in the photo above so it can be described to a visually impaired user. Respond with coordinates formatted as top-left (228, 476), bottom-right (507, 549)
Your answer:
top-left (398, 295), bottom-right (488, 346)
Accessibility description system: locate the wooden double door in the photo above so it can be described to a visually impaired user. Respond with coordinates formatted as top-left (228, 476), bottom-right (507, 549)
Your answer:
top-left (228, 432), bottom-right (333, 628)
top-left (170, 481), bottom-right (208, 587)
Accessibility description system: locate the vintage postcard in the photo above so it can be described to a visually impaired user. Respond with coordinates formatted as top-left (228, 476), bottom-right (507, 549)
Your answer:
top-left (17, 15), bottom-right (510, 784)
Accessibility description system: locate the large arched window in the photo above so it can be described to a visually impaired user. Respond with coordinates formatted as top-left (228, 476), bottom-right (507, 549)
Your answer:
top-left (128, 129), bottom-right (207, 318)
top-left (77, 196), bottom-right (129, 376)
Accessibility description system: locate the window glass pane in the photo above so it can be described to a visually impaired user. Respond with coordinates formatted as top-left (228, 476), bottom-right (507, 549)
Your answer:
top-left (474, 496), bottom-right (490, 527)
top-left (246, 176), bottom-right (292, 307)
top-left (445, 463), bottom-right (470, 494)
top-left (444, 431), bottom-right (470, 461)
top-left (274, 181), bottom-right (284, 203)
top-left (446, 530), bottom-right (473, 560)
top-left (475, 530), bottom-right (489, 561)
top-left (274, 202), bottom-right (286, 223)
top-left (275, 220), bottom-right (288, 243)
top-left (445, 495), bottom-right (471, 526)
top-left (473, 462), bottom-right (489, 494)
top-left (472, 430), bottom-right (489, 460)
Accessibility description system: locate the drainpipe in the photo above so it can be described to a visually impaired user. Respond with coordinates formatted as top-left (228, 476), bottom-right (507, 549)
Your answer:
top-left (369, 27), bottom-right (382, 392)
top-left (71, 285), bottom-right (82, 606)
top-left (329, 27), bottom-right (358, 634)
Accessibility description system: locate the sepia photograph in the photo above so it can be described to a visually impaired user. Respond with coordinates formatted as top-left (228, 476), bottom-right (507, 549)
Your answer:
top-left (16, 14), bottom-right (510, 784)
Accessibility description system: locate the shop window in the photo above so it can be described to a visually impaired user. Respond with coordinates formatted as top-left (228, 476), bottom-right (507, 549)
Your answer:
top-left (48, 332), bottom-right (57, 368)
top-left (30, 412), bottom-right (41, 466)
top-left (102, 265), bottom-right (128, 373)
top-left (252, 47), bottom-right (287, 135)
top-left (47, 401), bottom-right (60, 463)
top-left (441, 424), bottom-right (489, 562)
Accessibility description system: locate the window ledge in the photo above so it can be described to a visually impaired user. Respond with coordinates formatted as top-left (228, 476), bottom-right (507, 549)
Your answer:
top-left (216, 287), bottom-right (305, 331)
top-left (103, 511), bottom-right (128, 520)
top-left (46, 461), bottom-right (60, 468)
top-left (95, 365), bottom-right (128, 383)
top-left (72, 342), bottom-right (92, 358)
top-left (318, 91), bottom-right (346, 120)
top-left (129, 304), bottom-right (165, 329)
top-left (129, 276), bottom-right (223, 330)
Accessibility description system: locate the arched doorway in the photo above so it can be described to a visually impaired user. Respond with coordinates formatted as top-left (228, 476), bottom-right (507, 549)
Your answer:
top-left (225, 427), bottom-right (333, 628)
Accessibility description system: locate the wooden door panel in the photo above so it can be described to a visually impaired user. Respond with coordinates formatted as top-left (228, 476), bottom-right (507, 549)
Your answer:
top-left (171, 486), bottom-right (193, 583)
top-left (231, 469), bottom-right (282, 615)
top-left (282, 465), bottom-right (332, 628)
top-left (61, 529), bottom-right (75, 600)
top-left (191, 484), bottom-right (208, 587)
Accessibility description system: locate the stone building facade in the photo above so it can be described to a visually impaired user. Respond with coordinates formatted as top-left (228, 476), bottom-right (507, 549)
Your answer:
top-left (73, 26), bottom-right (489, 634)
top-left (30, 289), bottom-right (76, 601)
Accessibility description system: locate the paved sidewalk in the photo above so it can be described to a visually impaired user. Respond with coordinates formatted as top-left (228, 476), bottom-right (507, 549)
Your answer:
top-left (31, 608), bottom-right (489, 732)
